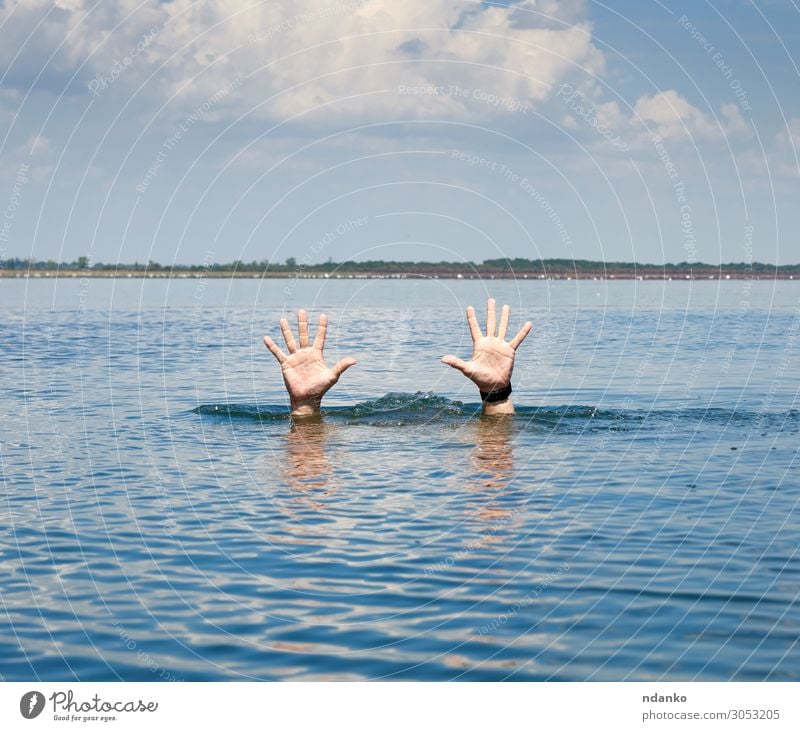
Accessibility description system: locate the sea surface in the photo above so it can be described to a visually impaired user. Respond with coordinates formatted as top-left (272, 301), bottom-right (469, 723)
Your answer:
top-left (1, 278), bottom-right (798, 681)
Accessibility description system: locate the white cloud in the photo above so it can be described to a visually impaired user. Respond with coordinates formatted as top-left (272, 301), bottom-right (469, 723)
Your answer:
top-left (630, 91), bottom-right (752, 144)
top-left (720, 103), bottom-right (751, 138)
top-left (777, 116), bottom-right (800, 149)
top-left (25, 133), bottom-right (50, 156)
top-left (768, 116), bottom-right (800, 176)
top-left (0, 0), bottom-right (605, 123)
top-left (53, 0), bottom-right (85, 10)
top-left (633, 90), bottom-right (719, 140)
top-left (553, 86), bottom-right (751, 157)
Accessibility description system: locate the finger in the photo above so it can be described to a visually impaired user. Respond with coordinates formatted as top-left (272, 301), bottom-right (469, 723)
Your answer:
top-left (441, 354), bottom-right (469, 374)
top-left (331, 356), bottom-right (357, 379)
top-left (263, 335), bottom-right (287, 364)
top-left (486, 298), bottom-right (496, 338)
top-left (298, 309), bottom-right (310, 348)
top-left (466, 306), bottom-right (482, 342)
top-left (279, 318), bottom-right (298, 352)
top-left (497, 304), bottom-right (510, 340)
top-left (313, 313), bottom-right (328, 351)
top-left (509, 321), bottom-right (533, 350)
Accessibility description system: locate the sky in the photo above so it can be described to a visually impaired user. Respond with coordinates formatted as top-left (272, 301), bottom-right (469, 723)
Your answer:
top-left (0, 0), bottom-right (798, 267)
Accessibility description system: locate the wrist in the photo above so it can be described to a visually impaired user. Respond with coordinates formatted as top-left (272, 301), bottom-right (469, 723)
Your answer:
top-left (479, 382), bottom-right (512, 403)
top-left (479, 382), bottom-right (513, 415)
top-left (290, 395), bottom-right (322, 416)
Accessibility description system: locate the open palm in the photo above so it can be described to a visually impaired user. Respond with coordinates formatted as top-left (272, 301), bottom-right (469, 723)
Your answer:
top-left (264, 309), bottom-right (356, 415)
top-left (442, 299), bottom-right (532, 392)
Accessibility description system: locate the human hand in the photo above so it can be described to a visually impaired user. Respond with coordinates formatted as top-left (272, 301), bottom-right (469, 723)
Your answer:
top-left (441, 298), bottom-right (531, 413)
top-left (263, 309), bottom-right (356, 416)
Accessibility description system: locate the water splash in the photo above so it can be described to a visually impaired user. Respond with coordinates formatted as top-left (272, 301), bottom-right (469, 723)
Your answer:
top-left (192, 394), bottom-right (800, 431)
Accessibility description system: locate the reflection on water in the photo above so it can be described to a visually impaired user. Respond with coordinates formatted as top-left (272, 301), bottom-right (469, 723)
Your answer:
top-left (473, 416), bottom-right (515, 485)
top-left (468, 416), bottom-right (520, 525)
top-left (282, 417), bottom-right (334, 495)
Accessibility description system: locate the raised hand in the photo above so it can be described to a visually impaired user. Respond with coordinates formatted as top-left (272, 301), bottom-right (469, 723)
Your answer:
top-left (441, 298), bottom-right (532, 414)
top-left (263, 309), bottom-right (356, 416)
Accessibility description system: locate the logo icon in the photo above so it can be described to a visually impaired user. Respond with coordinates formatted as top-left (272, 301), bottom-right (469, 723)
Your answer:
top-left (20, 691), bottom-right (45, 720)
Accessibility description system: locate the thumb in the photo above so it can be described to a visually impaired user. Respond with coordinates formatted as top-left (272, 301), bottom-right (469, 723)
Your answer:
top-left (332, 356), bottom-right (357, 378)
top-left (441, 355), bottom-right (468, 373)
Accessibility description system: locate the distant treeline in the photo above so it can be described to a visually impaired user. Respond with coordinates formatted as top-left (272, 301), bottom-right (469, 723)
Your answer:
top-left (2, 256), bottom-right (799, 277)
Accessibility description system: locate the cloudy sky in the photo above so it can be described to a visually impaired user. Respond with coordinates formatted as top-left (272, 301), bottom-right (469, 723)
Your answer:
top-left (1, 0), bottom-right (798, 266)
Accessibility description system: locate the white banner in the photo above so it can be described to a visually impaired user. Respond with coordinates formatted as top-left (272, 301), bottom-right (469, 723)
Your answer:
top-left (0, 682), bottom-right (796, 731)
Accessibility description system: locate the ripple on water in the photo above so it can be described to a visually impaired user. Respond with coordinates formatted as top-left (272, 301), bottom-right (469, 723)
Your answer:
top-left (4, 291), bottom-right (800, 680)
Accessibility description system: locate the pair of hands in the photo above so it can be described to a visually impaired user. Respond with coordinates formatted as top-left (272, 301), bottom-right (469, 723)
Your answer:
top-left (263, 299), bottom-right (532, 416)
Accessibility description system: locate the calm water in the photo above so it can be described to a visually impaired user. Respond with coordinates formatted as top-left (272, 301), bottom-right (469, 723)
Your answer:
top-left (1, 278), bottom-right (798, 681)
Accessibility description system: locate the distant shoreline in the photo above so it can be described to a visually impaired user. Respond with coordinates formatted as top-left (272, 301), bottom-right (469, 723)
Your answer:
top-left (1, 268), bottom-right (797, 280)
top-left (3, 257), bottom-right (799, 281)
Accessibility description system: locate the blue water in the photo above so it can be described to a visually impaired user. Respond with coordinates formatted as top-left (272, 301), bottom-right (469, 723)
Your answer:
top-left (1, 278), bottom-right (798, 680)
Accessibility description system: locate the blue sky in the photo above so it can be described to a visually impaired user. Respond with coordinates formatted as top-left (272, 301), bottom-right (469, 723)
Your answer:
top-left (1, 0), bottom-right (798, 266)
